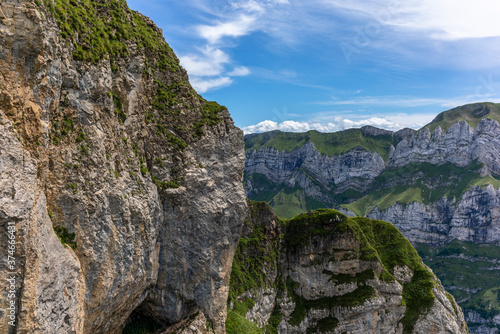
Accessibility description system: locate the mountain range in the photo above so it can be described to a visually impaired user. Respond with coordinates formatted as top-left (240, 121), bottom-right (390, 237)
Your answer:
top-left (244, 102), bottom-right (500, 333)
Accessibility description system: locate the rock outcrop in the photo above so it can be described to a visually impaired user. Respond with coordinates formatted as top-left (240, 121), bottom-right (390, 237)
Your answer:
top-left (0, 1), bottom-right (246, 333)
top-left (227, 201), bottom-right (468, 334)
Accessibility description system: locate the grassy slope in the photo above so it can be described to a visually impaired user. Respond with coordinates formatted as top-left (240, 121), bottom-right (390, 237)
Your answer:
top-left (244, 171), bottom-right (332, 219)
top-left (244, 173), bottom-right (282, 203)
top-left (424, 102), bottom-right (500, 133)
top-left (416, 240), bottom-right (500, 329)
top-left (226, 310), bottom-right (262, 334)
top-left (245, 129), bottom-right (395, 161)
top-left (270, 186), bottom-right (329, 219)
top-left (245, 103), bottom-right (500, 219)
top-left (247, 162), bottom-right (500, 219)
top-left (342, 161), bottom-right (500, 216)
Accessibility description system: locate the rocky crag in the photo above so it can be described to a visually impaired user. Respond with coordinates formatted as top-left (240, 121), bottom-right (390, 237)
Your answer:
top-left (0, 1), bottom-right (246, 333)
top-left (244, 102), bottom-right (500, 332)
top-left (226, 200), bottom-right (468, 334)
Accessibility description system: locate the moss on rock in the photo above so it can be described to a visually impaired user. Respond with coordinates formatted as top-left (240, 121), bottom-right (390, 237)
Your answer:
top-left (229, 207), bottom-right (444, 333)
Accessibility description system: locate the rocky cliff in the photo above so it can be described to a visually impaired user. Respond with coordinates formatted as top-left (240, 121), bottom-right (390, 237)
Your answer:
top-left (0, 1), bottom-right (246, 333)
top-left (244, 102), bottom-right (500, 332)
top-left (227, 201), bottom-right (468, 334)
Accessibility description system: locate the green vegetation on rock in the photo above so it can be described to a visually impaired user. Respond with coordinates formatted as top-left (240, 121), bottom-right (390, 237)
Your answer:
top-left (307, 316), bottom-right (339, 334)
top-left (228, 201), bottom-right (283, 302)
top-left (284, 211), bottom-right (437, 333)
top-left (40, 0), bottom-right (224, 157)
top-left (229, 207), bottom-right (440, 333)
top-left (416, 240), bottom-right (500, 330)
top-left (424, 102), bottom-right (500, 133)
top-left (112, 92), bottom-right (126, 123)
top-left (193, 100), bottom-right (225, 138)
top-left (41, 0), bottom-right (179, 72)
top-left (50, 113), bottom-right (75, 145)
top-left (245, 128), bottom-right (396, 161)
top-left (226, 296), bottom-right (262, 334)
top-left (270, 186), bottom-right (329, 219)
top-left (244, 172), bottom-right (333, 220)
top-left (226, 310), bottom-right (263, 334)
top-left (342, 161), bottom-right (500, 216)
top-left (53, 225), bottom-right (77, 249)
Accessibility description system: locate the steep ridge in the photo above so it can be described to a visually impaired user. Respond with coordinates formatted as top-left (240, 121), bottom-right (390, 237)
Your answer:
top-left (244, 102), bottom-right (500, 332)
top-left (244, 127), bottom-right (398, 218)
top-left (227, 201), bottom-right (468, 334)
top-left (0, 1), bottom-right (246, 333)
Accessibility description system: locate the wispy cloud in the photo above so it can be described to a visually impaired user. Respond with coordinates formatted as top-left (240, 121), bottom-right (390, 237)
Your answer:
top-left (320, 0), bottom-right (500, 40)
top-left (180, 47), bottom-right (247, 92)
top-left (189, 77), bottom-right (233, 93)
top-left (178, 0), bottom-right (500, 93)
top-left (315, 95), bottom-right (500, 109)
top-left (178, 0), bottom-right (293, 93)
top-left (392, 0), bottom-right (500, 40)
top-left (179, 42), bottom-right (251, 93)
top-left (196, 15), bottom-right (257, 44)
top-left (180, 46), bottom-right (230, 76)
top-left (227, 66), bottom-right (251, 76)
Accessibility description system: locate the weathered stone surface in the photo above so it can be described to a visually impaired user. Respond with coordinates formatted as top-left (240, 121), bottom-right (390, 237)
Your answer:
top-left (368, 185), bottom-right (500, 245)
top-left (162, 312), bottom-right (213, 334)
top-left (0, 0), bottom-right (246, 333)
top-left (245, 142), bottom-right (385, 201)
top-left (0, 112), bottom-right (85, 334)
top-left (229, 203), bottom-right (467, 333)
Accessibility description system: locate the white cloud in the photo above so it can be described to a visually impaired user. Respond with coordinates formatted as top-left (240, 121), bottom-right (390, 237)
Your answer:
top-left (180, 46), bottom-right (230, 76)
top-left (227, 66), bottom-right (251, 76)
top-left (384, 113), bottom-right (436, 129)
top-left (241, 113), bottom-right (435, 134)
top-left (190, 77), bottom-right (233, 93)
top-left (178, 0), bottom-right (296, 93)
top-left (197, 15), bottom-right (257, 44)
top-left (182, 0), bottom-right (500, 94)
top-left (242, 117), bottom-right (406, 134)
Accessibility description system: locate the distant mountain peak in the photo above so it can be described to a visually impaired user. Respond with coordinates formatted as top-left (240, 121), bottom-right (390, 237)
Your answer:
top-left (424, 102), bottom-right (500, 132)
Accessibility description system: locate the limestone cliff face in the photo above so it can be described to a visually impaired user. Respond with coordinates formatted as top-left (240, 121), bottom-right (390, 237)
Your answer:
top-left (245, 141), bottom-right (386, 201)
top-left (227, 202), bottom-right (467, 334)
top-left (388, 119), bottom-right (500, 175)
top-left (0, 1), bottom-right (246, 333)
top-left (367, 185), bottom-right (500, 245)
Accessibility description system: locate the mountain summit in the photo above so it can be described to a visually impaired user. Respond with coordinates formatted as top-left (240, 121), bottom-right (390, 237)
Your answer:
top-left (425, 102), bottom-right (500, 132)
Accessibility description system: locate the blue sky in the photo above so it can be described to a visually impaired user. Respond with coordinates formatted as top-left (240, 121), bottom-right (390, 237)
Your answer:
top-left (127, 0), bottom-right (500, 133)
